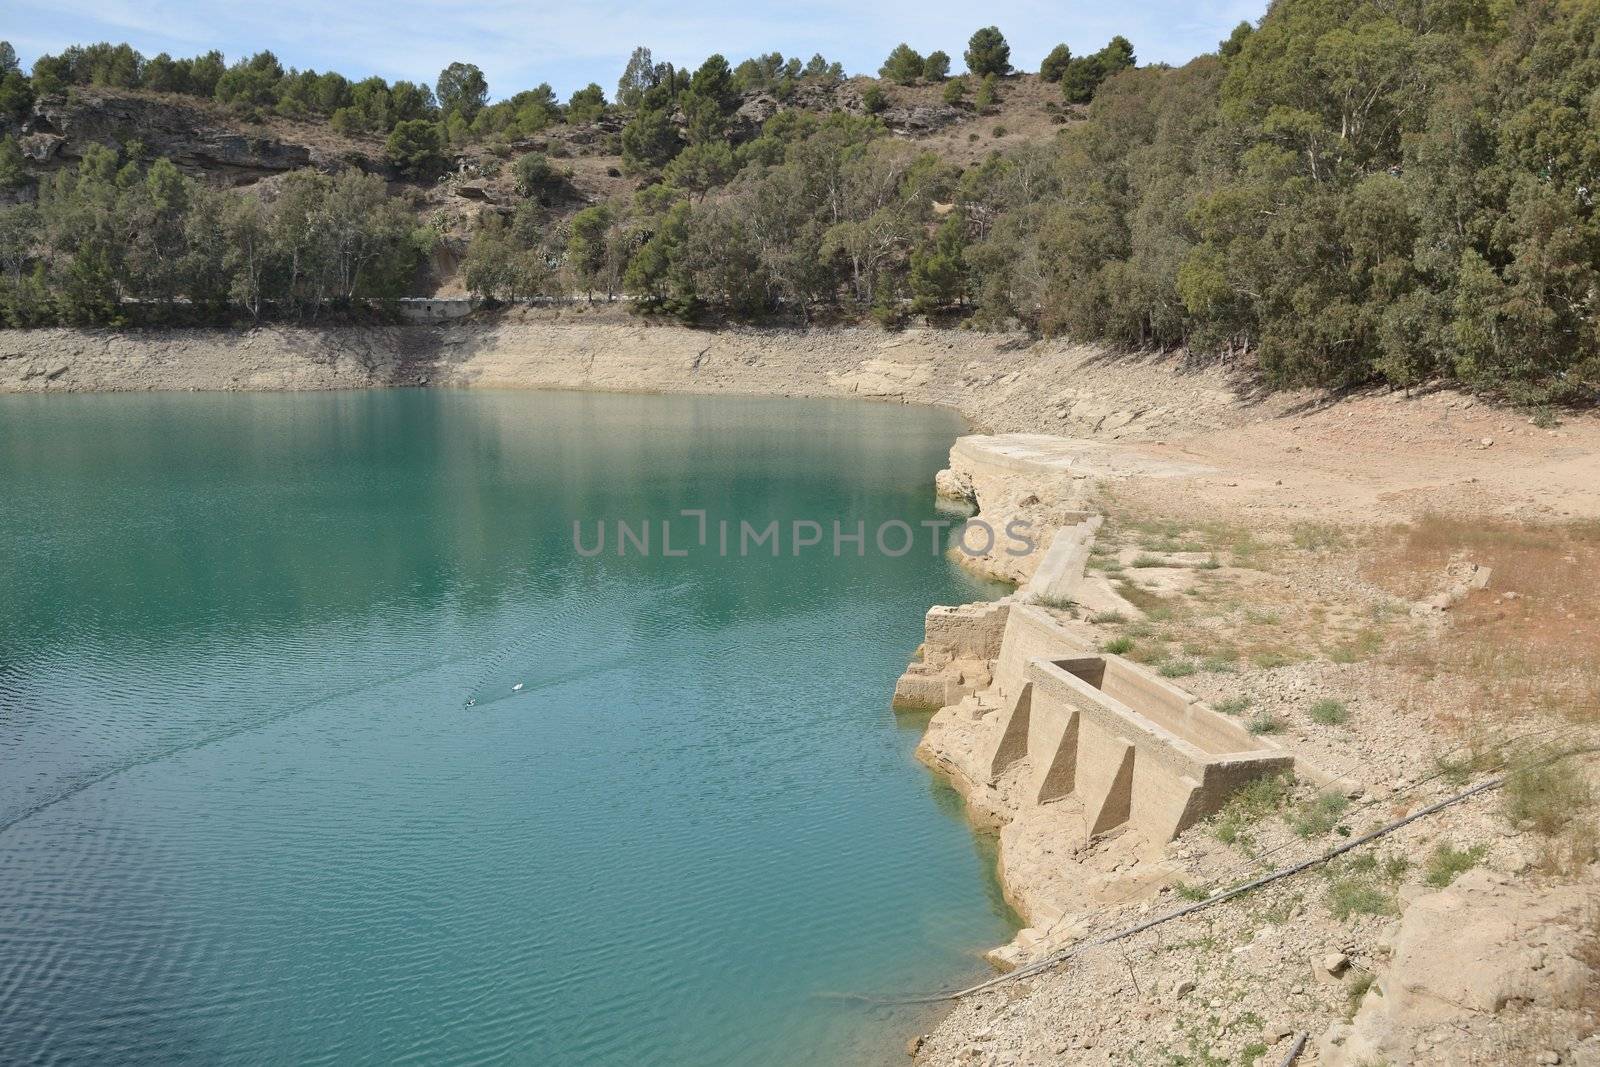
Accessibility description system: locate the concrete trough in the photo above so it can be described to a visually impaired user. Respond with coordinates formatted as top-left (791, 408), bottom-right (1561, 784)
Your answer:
top-left (990, 653), bottom-right (1294, 842)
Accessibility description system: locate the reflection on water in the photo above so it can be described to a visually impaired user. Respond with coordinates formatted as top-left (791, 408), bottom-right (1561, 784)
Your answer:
top-left (0, 389), bottom-right (1016, 1066)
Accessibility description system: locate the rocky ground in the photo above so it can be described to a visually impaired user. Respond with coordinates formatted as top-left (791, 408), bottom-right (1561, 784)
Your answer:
top-left (899, 390), bottom-right (1600, 1064)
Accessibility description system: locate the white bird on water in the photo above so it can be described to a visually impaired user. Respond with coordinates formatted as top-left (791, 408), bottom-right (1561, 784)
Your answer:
top-left (512, 682), bottom-right (524, 692)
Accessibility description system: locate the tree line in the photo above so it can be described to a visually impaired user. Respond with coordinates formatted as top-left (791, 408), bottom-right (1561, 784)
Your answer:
top-left (0, 141), bottom-right (426, 326)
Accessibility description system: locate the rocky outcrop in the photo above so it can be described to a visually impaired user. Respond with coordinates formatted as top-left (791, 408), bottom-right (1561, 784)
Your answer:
top-left (1321, 867), bottom-right (1600, 1065)
top-left (23, 89), bottom-right (386, 183)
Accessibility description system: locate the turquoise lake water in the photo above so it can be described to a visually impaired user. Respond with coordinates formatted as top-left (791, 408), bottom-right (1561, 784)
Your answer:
top-left (0, 389), bottom-right (1016, 1065)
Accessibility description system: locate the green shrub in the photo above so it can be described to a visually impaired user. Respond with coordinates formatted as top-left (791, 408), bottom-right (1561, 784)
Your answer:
top-left (1309, 699), bottom-right (1350, 726)
top-left (1291, 791), bottom-right (1349, 838)
top-left (1502, 758), bottom-right (1592, 835)
top-left (1327, 878), bottom-right (1397, 920)
top-left (1103, 636), bottom-right (1134, 655)
top-left (1247, 711), bottom-right (1284, 735)
top-left (1211, 773), bottom-right (1290, 847)
top-left (1423, 842), bottom-right (1487, 887)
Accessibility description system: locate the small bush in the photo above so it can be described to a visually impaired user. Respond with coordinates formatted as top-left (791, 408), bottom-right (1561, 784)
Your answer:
top-left (1247, 711), bottom-right (1284, 735)
top-left (1292, 523), bottom-right (1348, 552)
top-left (991, 124), bottom-right (1007, 138)
top-left (1424, 842), bottom-right (1487, 887)
top-left (1328, 628), bottom-right (1384, 663)
top-left (1292, 791), bottom-right (1349, 837)
top-left (1091, 610), bottom-right (1127, 624)
top-left (513, 151), bottom-right (558, 198)
top-left (1033, 592), bottom-right (1076, 612)
top-left (1173, 880), bottom-right (1210, 901)
top-left (1196, 554), bottom-right (1222, 570)
top-left (1159, 659), bottom-right (1197, 678)
top-left (1211, 773), bottom-right (1291, 847)
top-left (1215, 695), bottom-right (1252, 715)
top-left (1309, 699), bottom-right (1350, 726)
top-left (1132, 554), bottom-right (1166, 568)
top-left (1103, 636), bottom-right (1134, 655)
top-left (1503, 758), bottom-right (1593, 835)
top-left (1328, 878), bottom-right (1397, 920)
top-left (1345, 971), bottom-right (1376, 1017)
top-left (1436, 744), bottom-right (1501, 786)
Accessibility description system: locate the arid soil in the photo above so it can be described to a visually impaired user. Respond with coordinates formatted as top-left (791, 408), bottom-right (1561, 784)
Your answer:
top-left (5, 318), bottom-right (1599, 1064)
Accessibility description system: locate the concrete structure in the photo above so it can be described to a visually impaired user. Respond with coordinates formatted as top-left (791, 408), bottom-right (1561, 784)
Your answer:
top-left (899, 498), bottom-right (1308, 844)
top-left (1019, 513), bottom-right (1101, 604)
top-left (397, 298), bottom-right (477, 323)
top-left (988, 651), bottom-right (1294, 841)
top-left (894, 601), bottom-right (1010, 710)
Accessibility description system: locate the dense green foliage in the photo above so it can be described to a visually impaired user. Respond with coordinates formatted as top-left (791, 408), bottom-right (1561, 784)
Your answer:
top-left (880, 44), bottom-right (926, 86)
top-left (0, 143), bottom-right (426, 325)
top-left (1040, 44), bottom-right (1073, 84)
top-left (385, 119), bottom-right (446, 179)
top-left (1059, 36), bottom-right (1136, 103)
top-left (964, 27), bottom-right (1013, 77)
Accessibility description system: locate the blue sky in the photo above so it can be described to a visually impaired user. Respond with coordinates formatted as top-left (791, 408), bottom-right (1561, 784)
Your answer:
top-left (6, 0), bottom-right (1268, 101)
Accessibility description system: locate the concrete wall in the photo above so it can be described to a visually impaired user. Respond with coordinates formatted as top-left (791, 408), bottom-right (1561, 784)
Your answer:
top-left (993, 655), bottom-right (1294, 841)
top-left (397, 298), bottom-right (477, 323)
top-left (992, 604), bottom-right (1092, 707)
top-left (893, 601), bottom-right (1011, 710)
top-left (1020, 514), bottom-right (1101, 604)
top-left (925, 601), bottom-right (1010, 661)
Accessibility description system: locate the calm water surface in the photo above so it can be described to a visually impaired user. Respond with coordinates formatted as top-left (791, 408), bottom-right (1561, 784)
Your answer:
top-left (0, 389), bottom-right (1016, 1066)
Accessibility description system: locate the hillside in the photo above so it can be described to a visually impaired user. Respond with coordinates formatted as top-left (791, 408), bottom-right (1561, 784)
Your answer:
top-left (3, 73), bottom-right (1081, 298)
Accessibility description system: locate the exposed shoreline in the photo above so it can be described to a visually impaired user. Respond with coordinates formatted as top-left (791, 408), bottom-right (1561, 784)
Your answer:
top-left (0, 314), bottom-right (1261, 442)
